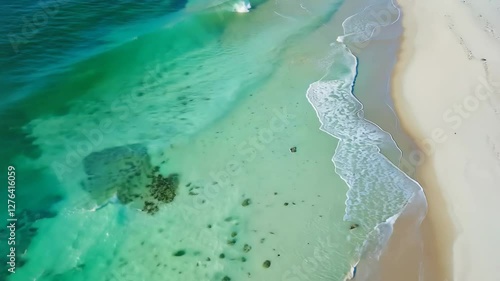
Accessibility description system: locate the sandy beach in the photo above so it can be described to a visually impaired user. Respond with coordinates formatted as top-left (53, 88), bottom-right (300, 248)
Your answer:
top-left (391, 0), bottom-right (500, 280)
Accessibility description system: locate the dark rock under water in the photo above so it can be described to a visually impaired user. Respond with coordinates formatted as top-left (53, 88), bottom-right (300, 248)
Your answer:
top-left (81, 144), bottom-right (179, 215)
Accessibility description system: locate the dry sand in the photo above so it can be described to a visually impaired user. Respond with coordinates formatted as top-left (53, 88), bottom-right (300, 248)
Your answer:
top-left (388, 0), bottom-right (500, 280)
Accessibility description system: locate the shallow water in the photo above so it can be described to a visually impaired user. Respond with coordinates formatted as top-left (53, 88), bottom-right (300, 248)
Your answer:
top-left (0, 0), bottom-right (424, 280)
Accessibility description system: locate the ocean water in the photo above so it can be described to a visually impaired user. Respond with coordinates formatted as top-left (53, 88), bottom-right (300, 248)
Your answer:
top-left (0, 0), bottom-right (425, 280)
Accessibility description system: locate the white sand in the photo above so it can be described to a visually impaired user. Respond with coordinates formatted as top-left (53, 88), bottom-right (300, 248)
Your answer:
top-left (393, 0), bottom-right (500, 280)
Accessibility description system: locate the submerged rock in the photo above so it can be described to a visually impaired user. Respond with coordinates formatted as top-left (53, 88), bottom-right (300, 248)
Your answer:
top-left (241, 198), bottom-right (251, 206)
top-left (150, 173), bottom-right (179, 203)
top-left (142, 201), bottom-right (159, 215)
top-left (243, 244), bottom-right (252, 253)
top-left (173, 250), bottom-right (186, 257)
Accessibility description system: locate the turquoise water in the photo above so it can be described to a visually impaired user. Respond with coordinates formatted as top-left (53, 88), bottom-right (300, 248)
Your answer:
top-left (1, 0), bottom-right (424, 280)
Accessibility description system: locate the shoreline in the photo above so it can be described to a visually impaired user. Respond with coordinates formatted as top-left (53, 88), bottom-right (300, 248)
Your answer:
top-left (327, 1), bottom-right (433, 279)
top-left (385, 2), bottom-right (456, 280)
top-left (382, 0), bottom-right (456, 280)
top-left (336, 1), bottom-right (434, 280)
top-left (390, 0), bottom-right (500, 280)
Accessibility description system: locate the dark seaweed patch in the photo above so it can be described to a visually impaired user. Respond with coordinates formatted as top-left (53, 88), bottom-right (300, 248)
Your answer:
top-left (243, 244), bottom-right (251, 253)
top-left (241, 198), bottom-right (251, 206)
top-left (81, 144), bottom-right (180, 215)
top-left (173, 250), bottom-right (186, 257)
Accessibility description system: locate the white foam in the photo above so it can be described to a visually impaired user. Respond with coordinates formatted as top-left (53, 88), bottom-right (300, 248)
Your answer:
top-left (233, 0), bottom-right (251, 13)
top-left (306, 32), bottom-right (424, 280)
top-left (338, 0), bottom-right (401, 44)
top-left (306, 46), bottom-right (419, 225)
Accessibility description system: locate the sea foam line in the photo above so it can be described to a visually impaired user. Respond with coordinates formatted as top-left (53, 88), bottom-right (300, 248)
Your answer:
top-left (305, 0), bottom-right (426, 278)
top-left (337, 0), bottom-right (401, 44)
top-left (306, 43), bottom-right (425, 281)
